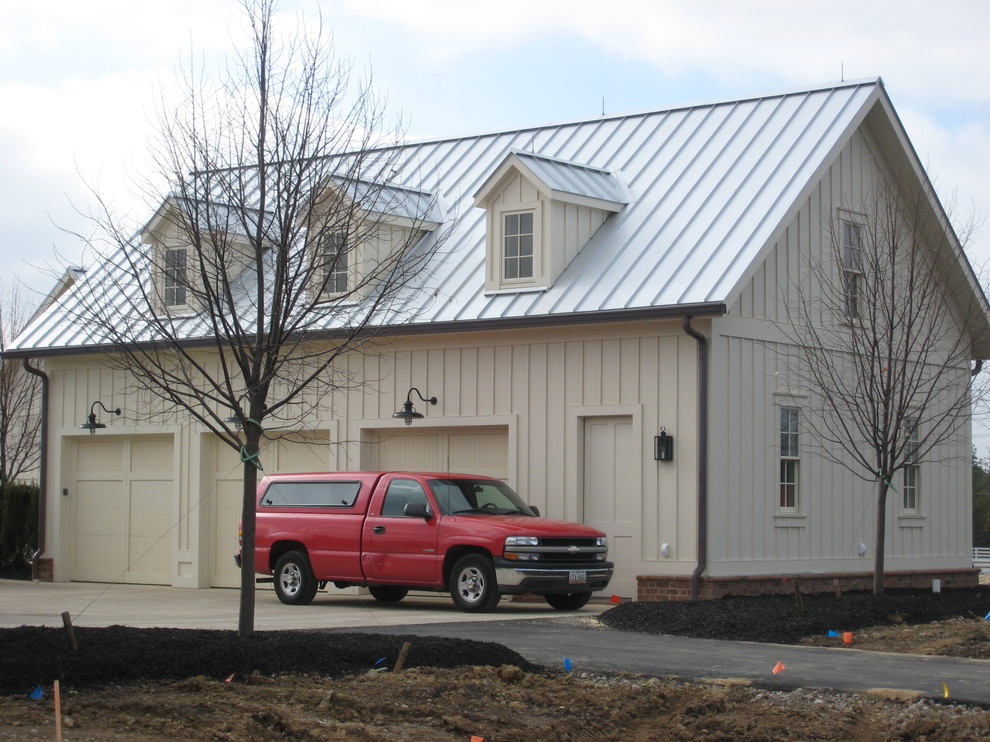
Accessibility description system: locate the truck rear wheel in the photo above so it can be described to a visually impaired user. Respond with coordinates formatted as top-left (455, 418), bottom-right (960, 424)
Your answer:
top-left (368, 586), bottom-right (409, 602)
top-left (450, 554), bottom-right (501, 612)
top-left (544, 592), bottom-right (592, 611)
top-left (273, 551), bottom-right (318, 605)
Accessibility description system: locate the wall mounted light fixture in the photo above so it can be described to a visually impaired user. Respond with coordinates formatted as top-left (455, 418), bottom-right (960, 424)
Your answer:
top-left (393, 387), bottom-right (437, 426)
top-left (654, 428), bottom-right (674, 461)
top-left (79, 401), bottom-right (121, 435)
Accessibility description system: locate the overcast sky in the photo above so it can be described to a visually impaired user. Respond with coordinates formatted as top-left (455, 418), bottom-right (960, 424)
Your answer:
top-left (3, 0), bottom-right (990, 437)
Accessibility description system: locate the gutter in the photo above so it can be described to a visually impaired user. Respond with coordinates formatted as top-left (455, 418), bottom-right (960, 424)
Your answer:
top-left (682, 316), bottom-right (709, 600)
top-left (21, 358), bottom-right (48, 581)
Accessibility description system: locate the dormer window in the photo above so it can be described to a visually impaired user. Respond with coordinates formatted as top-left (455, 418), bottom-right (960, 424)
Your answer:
top-left (320, 231), bottom-right (349, 295)
top-left (164, 246), bottom-right (188, 307)
top-left (503, 211), bottom-right (534, 281)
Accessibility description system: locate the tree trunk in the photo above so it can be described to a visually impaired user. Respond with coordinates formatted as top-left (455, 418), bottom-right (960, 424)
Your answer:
top-left (237, 426), bottom-right (261, 638)
top-left (873, 480), bottom-right (889, 595)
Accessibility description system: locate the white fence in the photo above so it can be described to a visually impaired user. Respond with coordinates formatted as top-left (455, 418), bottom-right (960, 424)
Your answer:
top-left (974, 547), bottom-right (990, 572)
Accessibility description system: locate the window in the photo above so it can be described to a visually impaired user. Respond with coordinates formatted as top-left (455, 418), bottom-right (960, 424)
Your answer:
top-left (503, 211), bottom-right (534, 280)
top-left (841, 220), bottom-right (863, 319)
top-left (164, 246), bottom-right (188, 307)
top-left (321, 231), bottom-right (348, 295)
top-left (903, 418), bottom-right (920, 512)
top-left (381, 479), bottom-right (430, 517)
top-left (260, 481), bottom-right (361, 508)
top-left (779, 407), bottom-right (800, 510)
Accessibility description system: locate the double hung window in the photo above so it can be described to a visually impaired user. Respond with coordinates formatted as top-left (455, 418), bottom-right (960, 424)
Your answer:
top-left (779, 407), bottom-right (800, 511)
top-left (321, 231), bottom-right (348, 295)
top-left (903, 418), bottom-right (920, 512)
top-left (503, 211), bottom-right (534, 281)
top-left (164, 246), bottom-right (188, 307)
top-left (841, 220), bottom-right (863, 319)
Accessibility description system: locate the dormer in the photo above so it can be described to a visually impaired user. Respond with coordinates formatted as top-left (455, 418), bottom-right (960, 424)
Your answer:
top-left (474, 150), bottom-right (627, 293)
top-left (307, 177), bottom-right (440, 302)
top-left (141, 197), bottom-right (257, 316)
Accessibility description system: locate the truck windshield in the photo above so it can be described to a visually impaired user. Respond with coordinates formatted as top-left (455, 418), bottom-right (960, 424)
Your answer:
top-left (428, 479), bottom-right (536, 516)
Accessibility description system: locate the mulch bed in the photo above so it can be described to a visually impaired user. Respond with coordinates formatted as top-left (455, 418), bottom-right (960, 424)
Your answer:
top-left (598, 586), bottom-right (990, 643)
top-left (0, 626), bottom-right (535, 696)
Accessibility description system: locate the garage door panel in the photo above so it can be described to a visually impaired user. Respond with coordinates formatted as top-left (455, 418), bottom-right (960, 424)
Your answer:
top-left (208, 431), bottom-right (332, 588)
top-left (71, 437), bottom-right (173, 585)
top-left (127, 479), bottom-right (172, 579)
top-left (373, 427), bottom-right (508, 481)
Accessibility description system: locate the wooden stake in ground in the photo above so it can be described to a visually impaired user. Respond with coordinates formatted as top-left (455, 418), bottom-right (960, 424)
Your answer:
top-left (54, 679), bottom-right (63, 742)
top-left (61, 612), bottom-right (78, 651)
top-left (792, 576), bottom-right (804, 613)
top-left (393, 641), bottom-right (412, 672)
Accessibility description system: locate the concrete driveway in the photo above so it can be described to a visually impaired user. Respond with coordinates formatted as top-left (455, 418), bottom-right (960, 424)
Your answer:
top-left (0, 579), bottom-right (605, 630)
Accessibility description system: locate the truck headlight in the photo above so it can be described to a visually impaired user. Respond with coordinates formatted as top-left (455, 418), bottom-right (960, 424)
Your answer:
top-left (596, 537), bottom-right (608, 547)
top-left (505, 536), bottom-right (540, 547)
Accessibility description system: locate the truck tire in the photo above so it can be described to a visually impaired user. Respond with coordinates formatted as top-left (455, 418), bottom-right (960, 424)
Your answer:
top-left (544, 592), bottom-right (592, 611)
top-left (273, 551), bottom-right (318, 605)
top-left (450, 554), bottom-right (501, 612)
top-left (368, 586), bottom-right (409, 603)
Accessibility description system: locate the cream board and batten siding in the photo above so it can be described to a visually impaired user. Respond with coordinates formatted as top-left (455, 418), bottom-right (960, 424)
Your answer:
top-left (41, 320), bottom-right (701, 592)
top-left (708, 128), bottom-right (974, 577)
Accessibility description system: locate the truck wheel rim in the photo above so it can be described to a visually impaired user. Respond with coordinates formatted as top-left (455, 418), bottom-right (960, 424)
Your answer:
top-left (280, 564), bottom-right (301, 595)
top-left (457, 566), bottom-right (485, 603)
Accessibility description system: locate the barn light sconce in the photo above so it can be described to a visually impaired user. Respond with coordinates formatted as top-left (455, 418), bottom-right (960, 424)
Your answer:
top-left (79, 401), bottom-right (121, 435)
top-left (654, 428), bottom-right (674, 461)
top-left (393, 387), bottom-right (437, 426)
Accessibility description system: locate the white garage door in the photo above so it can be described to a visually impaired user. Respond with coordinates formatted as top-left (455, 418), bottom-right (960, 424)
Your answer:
top-left (71, 436), bottom-right (174, 585)
top-left (370, 426), bottom-right (509, 480)
top-left (208, 431), bottom-right (332, 587)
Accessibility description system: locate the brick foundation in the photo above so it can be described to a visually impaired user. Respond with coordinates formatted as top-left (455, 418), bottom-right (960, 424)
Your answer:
top-left (637, 568), bottom-right (981, 601)
top-left (33, 558), bottom-right (54, 582)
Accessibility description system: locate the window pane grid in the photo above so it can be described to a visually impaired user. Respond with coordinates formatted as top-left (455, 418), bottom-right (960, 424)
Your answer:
top-left (841, 221), bottom-right (863, 318)
top-left (903, 418), bottom-right (920, 511)
top-left (164, 247), bottom-right (187, 307)
top-left (779, 407), bottom-right (799, 510)
top-left (322, 232), bottom-right (348, 294)
top-left (503, 211), bottom-right (534, 280)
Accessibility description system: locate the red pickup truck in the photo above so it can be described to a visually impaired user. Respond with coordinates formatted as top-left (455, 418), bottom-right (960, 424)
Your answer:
top-left (239, 471), bottom-right (613, 612)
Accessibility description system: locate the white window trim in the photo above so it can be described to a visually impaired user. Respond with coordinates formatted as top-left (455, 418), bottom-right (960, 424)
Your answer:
top-left (491, 200), bottom-right (543, 290)
top-left (838, 210), bottom-right (866, 321)
top-left (156, 244), bottom-right (197, 316)
top-left (317, 230), bottom-right (351, 299)
top-left (901, 417), bottom-right (921, 514)
top-left (778, 405), bottom-right (801, 514)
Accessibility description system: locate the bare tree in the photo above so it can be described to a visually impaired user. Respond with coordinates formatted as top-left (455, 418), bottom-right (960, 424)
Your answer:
top-left (62, 0), bottom-right (443, 636)
top-left (785, 175), bottom-right (986, 594)
top-left (0, 282), bottom-right (41, 487)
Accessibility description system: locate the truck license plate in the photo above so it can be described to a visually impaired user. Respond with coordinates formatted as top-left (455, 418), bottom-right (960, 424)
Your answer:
top-left (568, 570), bottom-right (587, 584)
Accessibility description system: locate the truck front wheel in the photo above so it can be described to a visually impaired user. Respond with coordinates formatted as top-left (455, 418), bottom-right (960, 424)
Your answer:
top-left (450, 555), bottom-right (501, 612)
top-left (544, 592), bottom-right (592, 610)
top-left (273, 551), bottom-right (318, 605)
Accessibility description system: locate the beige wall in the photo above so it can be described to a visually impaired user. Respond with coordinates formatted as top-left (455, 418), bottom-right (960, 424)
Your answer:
top-left (42, 319), bottom-right (700, 588)
top-left (712, 126), bottom-right (974, 577)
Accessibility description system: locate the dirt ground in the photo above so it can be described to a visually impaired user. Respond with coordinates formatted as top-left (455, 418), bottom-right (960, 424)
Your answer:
top-left (2, 586), bottom-right (990, 741)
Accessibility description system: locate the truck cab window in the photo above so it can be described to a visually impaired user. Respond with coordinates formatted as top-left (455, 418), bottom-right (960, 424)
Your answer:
top-left (381, 479), bottom-right (430, 517)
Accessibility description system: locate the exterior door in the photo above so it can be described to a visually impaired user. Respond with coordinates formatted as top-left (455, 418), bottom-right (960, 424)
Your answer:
top-left (582, 416), bottom-right (637, 598)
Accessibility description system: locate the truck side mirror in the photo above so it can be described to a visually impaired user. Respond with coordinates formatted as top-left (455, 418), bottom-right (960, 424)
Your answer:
top-left (403, 502), bottom-right (433, 520)
top-left (529, 505), bottom-right (540, 517)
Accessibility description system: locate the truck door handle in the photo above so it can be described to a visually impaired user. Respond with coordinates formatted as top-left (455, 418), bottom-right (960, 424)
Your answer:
top-left (373, 525), bottom-right (386, 534)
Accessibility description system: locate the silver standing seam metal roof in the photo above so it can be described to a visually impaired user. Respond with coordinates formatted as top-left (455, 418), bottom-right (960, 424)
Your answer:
top-left (11, 77), bottom-right (987, 356)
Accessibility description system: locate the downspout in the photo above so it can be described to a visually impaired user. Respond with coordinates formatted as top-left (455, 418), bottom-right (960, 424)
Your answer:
top-left (682, 316), bottom-right (708, 600)
top-left (22, 358), bottom-right (48, 581)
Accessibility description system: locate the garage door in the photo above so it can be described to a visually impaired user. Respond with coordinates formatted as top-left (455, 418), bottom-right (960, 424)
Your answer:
top-left (71, 436), bottom-right (174, 585)
top-left (370, 426), bottom-right (508, 480)
top-left (208, 431), bottom-right (332, 587)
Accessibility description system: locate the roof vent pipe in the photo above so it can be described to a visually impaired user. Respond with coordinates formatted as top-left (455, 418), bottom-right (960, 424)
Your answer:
top-left (21, 358), bottom-right (48, 581)
top-left (682, 316), bottom-right (708, 600)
